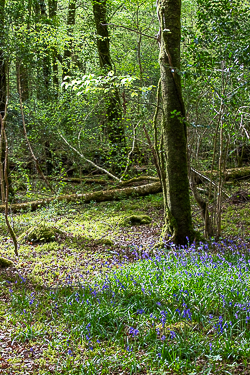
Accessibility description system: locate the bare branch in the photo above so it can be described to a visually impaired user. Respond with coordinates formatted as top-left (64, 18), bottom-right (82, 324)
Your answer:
top-left (59, 132), bottom-right (121, 182)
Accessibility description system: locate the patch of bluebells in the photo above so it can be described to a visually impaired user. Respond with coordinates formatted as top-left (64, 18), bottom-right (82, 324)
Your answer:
top-left (9, 238), bottom-right (250, 369)
top-left (129, 327), bottom-right (139, 337)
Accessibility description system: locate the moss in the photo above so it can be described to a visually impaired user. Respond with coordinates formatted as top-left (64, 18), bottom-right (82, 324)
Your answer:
top-left (96, 238), bottom-right (114, 246)
top-left (18, 224), bottom-right (65, 244)
top-left (0, 257), bottom-right (13, 268)
top-left (120, 214), bottom-right (152, 226)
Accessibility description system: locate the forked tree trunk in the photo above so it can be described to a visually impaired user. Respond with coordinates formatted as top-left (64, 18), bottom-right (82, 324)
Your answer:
top-left (158, 0), bottom-right (194, 244)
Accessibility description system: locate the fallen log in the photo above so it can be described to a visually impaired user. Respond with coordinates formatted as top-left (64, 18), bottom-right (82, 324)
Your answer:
top-left (118, 176), bottom-right (159, 187)
top-left (0, 182), bottom-right (162, 213)
top-left (198, 166), bottom-right (250, 182)
top-left (28, 176), bottom-right (109, 184)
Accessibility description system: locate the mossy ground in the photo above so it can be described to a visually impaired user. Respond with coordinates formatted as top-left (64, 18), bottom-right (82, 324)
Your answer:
top-left (0, 177), bottom-right (250, 374)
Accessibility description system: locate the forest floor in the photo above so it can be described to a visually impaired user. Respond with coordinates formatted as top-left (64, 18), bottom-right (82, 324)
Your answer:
top-left (0, 177), bottom-right (250, 374)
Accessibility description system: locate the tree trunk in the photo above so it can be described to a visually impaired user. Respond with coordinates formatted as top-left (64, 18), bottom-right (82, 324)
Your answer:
top-left (33, 0), bottom-right (51, 99)
top-left (158, 0), bottom-right (194, 245)
top-left (16, 61), bottom-right (29, 102)
top-left (0, 182), bottom-right (162, 213)
top-left (0, 0), bottom-right (6, 118)
top-left (92, 0), bottom-right (125, 148)
top-left (0, 0), bottom-right (13, 201)
top-left (62, 0), bottom-right (77, 80)
top-left (40, 0), bottom-right (51, 95)
top-left (48, 0), bottom-right (59, 92)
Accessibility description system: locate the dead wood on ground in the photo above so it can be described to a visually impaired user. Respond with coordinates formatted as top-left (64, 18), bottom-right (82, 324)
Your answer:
top-left (0, 182), bottom-right (162, 213)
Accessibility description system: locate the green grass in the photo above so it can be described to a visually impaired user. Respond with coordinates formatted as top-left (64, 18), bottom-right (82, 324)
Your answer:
top-left (4, 240), bottom-right (250, 374)
top-left (1, 181), bottom-right (250, 374)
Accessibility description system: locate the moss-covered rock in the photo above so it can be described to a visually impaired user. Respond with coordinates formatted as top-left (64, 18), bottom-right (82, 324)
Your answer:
top-left (96, 238), bottom-right (114, 246)
top-left (0, 257), bottom-right (13, 268)
top-left (18, 225), bottom-right (65, 244)
top-left (120, 215), bottom-right (152, 226)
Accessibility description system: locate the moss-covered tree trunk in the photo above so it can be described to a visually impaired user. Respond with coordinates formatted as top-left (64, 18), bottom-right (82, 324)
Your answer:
top-left (0, 0), bottom-right (13, 202)
top-left (92, 0), bottom-right (125, 149)
top-left (158, 0), bottom-right (193, 245)
top-left (0, 0), bottom-right (6, 118)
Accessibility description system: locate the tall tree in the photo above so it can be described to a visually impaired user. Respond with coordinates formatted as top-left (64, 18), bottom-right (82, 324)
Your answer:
top-left (0, 0), bottom-right (13, 201)
top-left (48, 0), bottom-right (59, 91)
top-left (0, 0), bottom-right (6, 117)
top-left (63, 0), bottom-right (77, 80)
top-left (92, 0), bottom-right (125, 149)
top-left (157, 0), bottom-right (193, 244)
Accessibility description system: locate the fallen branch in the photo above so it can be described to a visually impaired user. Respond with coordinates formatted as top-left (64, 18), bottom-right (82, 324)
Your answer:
top-left (44, 177), bottom-right (108, 185)
top-left (59, 132), bottom-right (121, 182)
top-left (0, 182), bottom-right (162, 213)
top-left (118, 176), bottom-right (159, 187)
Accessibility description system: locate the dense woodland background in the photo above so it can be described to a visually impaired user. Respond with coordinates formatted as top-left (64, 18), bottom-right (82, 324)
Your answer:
top-left (0, 0), bottom-right (249, 179)
top-left (0, 1), bottom-right (250, 374)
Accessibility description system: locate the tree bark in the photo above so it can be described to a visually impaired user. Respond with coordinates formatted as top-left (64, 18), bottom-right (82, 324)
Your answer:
top-left (62, 0), bottom-right (77, 80)
top-left (0, 0), bottom-right (13, 201)
top-left (40, 0), bottom-right (51, 95)
top-left (92, 0), bottom-right (125, 148)
top-left (158, 0), bottom-right (194, 244)
top-left (0, 182), bottom-right (162, 213)
top-left (48, 0), bottom-right (59, 91)
top-left (0, 0), bottom-right (6, 117)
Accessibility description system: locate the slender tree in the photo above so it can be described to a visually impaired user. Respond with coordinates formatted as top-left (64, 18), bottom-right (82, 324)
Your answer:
top-left (0, 0), bottom-right (6, 117)
top-left (157, 0), bottom-right (194, 244)
top-left (92, 0), bottom-right (125, 148)
top-left (63, 0), bottom-right (77, 80)
top-left (0, 0), bottom-right (13, 201)
top-left (48, 0), bottom-right (59, 90)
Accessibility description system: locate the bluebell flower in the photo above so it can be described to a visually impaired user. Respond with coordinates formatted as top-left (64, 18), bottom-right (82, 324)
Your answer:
top-left (170, 331), bottom-right (176, 339)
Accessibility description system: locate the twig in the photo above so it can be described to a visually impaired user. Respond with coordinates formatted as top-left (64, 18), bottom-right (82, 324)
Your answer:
top-left (101, 23), bottom-right (157, 40)
top-left (59, 132), bottom-right (121, 182)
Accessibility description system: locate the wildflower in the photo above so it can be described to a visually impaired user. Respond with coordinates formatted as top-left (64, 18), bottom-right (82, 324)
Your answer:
top-left (129, 327), bottom-right (139, 337)
top-left (170, 331), bottom-right (176, 339)
top-left (136, 309), bottom-right (145, 315)
top-left (161, 335), bottom-right (166, 341)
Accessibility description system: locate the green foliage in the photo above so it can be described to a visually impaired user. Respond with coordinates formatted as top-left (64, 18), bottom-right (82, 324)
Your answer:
top-left (5, 242), bottom-right (250, 373)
